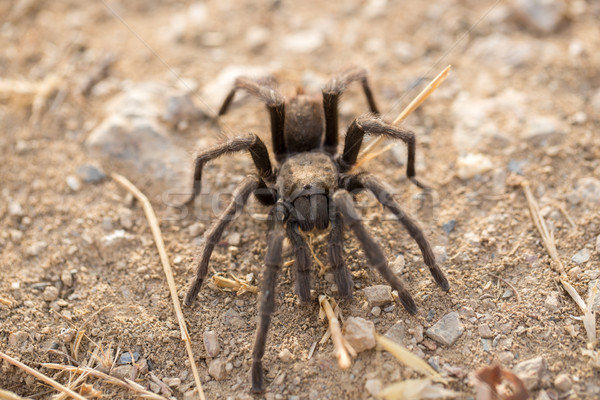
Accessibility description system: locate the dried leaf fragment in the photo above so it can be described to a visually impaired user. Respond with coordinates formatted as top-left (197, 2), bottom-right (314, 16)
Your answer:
top-left (474, 365), bottom-right (530, 400)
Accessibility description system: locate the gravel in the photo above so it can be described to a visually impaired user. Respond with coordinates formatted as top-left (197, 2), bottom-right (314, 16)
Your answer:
top-left (203, 330), bottom-right (220, 358)
top-left (513, 356), bottom-right (549, 390)
top-left (426, 312), bottom-right (464, 346)
top-left (362, 285), bottom-right (393, 307)
top-left (571, 248), bottom-right (590, 264)
top-left (342, 317), bottom-right (376, 353)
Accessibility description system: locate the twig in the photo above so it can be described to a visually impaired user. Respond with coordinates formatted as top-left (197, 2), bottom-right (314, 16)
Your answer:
top-left (318, 295), bottom-right (352, 369)
top-left (111, 173), bottom-right (205, 400)
top-left (487, 273), bottom-right (521, 303)
top-left (0, 351), bottom-right (87, 400)
top-left (354, 65), bottom-right (451, 169)
top-left (0, 297), bottom-right (13, 306)
top-left (42, 363), bottom-right (167, 400)
top-left (212, 273), bottom-right (258, 294)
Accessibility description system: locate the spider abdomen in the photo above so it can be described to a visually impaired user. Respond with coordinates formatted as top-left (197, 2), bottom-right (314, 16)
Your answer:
top-left (278, 152), bottom-right (337, 231)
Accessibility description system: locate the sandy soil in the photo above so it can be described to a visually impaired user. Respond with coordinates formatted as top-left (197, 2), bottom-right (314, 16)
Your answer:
top-left (1, 0), bottom-right (600, 399)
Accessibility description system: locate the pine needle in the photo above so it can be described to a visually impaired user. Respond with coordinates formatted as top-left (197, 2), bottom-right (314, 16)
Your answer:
top-left (111, 173), bottom-right (206, 400)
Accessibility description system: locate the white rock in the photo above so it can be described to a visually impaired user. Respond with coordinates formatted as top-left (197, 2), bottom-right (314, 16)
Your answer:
top-left (278, 348), bottom-right (293, 362)
top-left (342, 317), bottom-right (376, 353)
top-left (208, 358), bottom-right (227, 380)
top-left (8, 200), bottom-right (23, 217)
top-left (523, 115), bottom-right (567, 145)
top-left (43, 286), bottom-right (59, 302)
top-left (61, 270), bottom-right (73, 287)
top-left (365, 379), bottom-right (382, 397)
top-left (27, 241), bottom-right (48, 256)
top-left (512, 0), bottom-right (566, 33)
top-left (468, 33), bottom-right (538, 68)
top-left (66, 176), bottom-right (81, 192)
top-left (281, 29), bottom-right (324, 54)
top-left (433, 246), bottom-right (447, 263)
top-left (392, 254), bottom-right (405, 275)
top-left (245, 26), bottom-right (270, 49)
top-left (456, 153), bottom-right (494, 180)
top-left (554, 373), bottom-right (572, 392)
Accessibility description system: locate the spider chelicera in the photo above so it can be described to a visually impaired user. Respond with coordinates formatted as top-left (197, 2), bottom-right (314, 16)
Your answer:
top-left (182, 67), bottom-right (449, 393)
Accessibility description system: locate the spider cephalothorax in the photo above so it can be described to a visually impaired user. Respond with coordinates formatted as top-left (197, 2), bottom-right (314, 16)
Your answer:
top-left (183, 68), bottom-right (449, 393)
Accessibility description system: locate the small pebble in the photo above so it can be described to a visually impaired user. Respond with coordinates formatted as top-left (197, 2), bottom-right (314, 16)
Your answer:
top-left (27, 241), bottom-right (48, 256)
top-left (9, 230), bottom-right (23, 243)
top-left (281, 29), bottom-right (324, 54)
top-left (384, 321), bottom-right (406, 345)
top-left (371, 306), bottom-right (381, 316)
top-left (149, 382), bottom-right (161, 394)
top-left (513, 356), bottom-right (548, 390)
top-left (512, 0), bottom-right (566, 33)
top-left (61, 270), bottom-right (73, 287)
top-left (42, 286), bottom-right (59, 302)
top-left (9, 200), bottom-right (24, 217)
top-left (442, 220), bottom-right (456, 235)
top-left (118, 351), bottom-right (140, 365)
top-left (456, 153), bottom-right (494, 179)
top-left (227, 232), bottom-right (241, 246)
top-left (544, 292), bottom-right (560, 311)
top-left (208, 358), bottom-right (227, 380)
top-left (362, 285), bottom-right (392, 307)
top-left (392, 254), bottom-right (405, 275)
top-left (203, 330), bottom-right (220, 358)
top-left (426, 312), bottom-right (464, 346)
top-left (189, 222), bottom-right (203, 237)
top-left (478, 324), bottom-right (494, 339)
top-left (554, 373), bottom-right (572, 392)
top-left (278, 348), bottom-right (293, 363)
top-left (118, 208), bottom-right (134, 229)
top-left (364, 379), bottom-right (382, 397)
top-left (66, 176), bottom-right (81, 192)
top-left (498, 351), bottom-right (515, 364)
top-left (433, 246), bottom-right (447, 263)
top-left (596, 234), bottom-right (600, 253)
top-left (576, 177), bottom-right (600, 203)
top-left (502, 289), bottom-right (513, 299)
top-left (383, 305), bottom-right (395, 313)
top-left (342, 317), bottom-right (376, 352)
top-left (102, 217), bottom-right (113, 231)
top-left (8, 331), bottom-right (28, 347)
top-left (571, 248), bottom-right (590, 264)
top-left (76, 164), bottom-right (106, 183)
top-left (111, 365), bottom-right (135, 380)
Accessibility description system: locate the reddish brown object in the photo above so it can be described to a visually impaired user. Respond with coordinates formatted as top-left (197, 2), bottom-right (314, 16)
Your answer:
top-left (475, 365), bottom-right (530, 400)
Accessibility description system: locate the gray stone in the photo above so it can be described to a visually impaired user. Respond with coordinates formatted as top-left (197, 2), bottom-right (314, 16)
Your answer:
top-left (118, 207), bottom-right (134, 230)
top-left (110, 365), bottom-right (135, 380)
top-left (513, 356), bottom-right (548, 390)
top-left (163, 93), bottom-right (204, 128)
top-left (362, 285), bottom-right (392, 307)
top-left (554, 373), bottom-right (572, 392)
top-left (426, 312), bottom-right (464, 346)
top-left (342, 317), bottom-right (376, 353)
top-left (433, 246), bottom-right (447, 263)
top-left (8, 331), bottom-right (28, 347)
top-left (208, 358), bottom-right (227, 380)
top-left (523, 115), bottom-right (567, 145)
top-left (102, 217), bottom-right (113, 231)
top-left (188, 222), bottom-right (203, 237)
top-left (85, 82), bottom-right (190, 186)
top-left (576, 177), bottom-right (600, 203)
top-left (203, 330), bottom-right (220, 358)
top-left (76, 164), bottom-right (106, 183)
top-left (223, 308), bottom-right (245, 329)
top-left (512, 0), bottom-right (566, 33)
top-left (478, 323), bottom-right (494, 339)
top-left (572, 248), bottom-right (590, 264)
top-left (61, 270), bottom-right (73, 287)
top-left (468, 34), bottom-right (537, 68)
top-left (384, 321), bottom-right (406, 345)
top-left (544, 292), bottom-right (560, 311)
top-left (371, 306), bottom-right (381, 316)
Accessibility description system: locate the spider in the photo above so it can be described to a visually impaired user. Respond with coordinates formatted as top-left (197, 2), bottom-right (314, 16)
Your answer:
top-left (183, 67), bottom-right (449, 393)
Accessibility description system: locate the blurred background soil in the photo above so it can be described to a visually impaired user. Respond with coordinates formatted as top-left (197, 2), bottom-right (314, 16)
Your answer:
top-left (1, 0), bottom-right (600, 399)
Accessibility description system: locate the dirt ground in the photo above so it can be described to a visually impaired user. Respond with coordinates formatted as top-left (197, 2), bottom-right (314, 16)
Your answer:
top-left (1, 0), bottom-right (600, 399)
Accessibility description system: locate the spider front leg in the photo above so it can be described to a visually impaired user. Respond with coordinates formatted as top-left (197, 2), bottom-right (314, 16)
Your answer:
top-left (219, 77), bottom-right (287, 162)
top-left (343, 174), bottom-right (449, 291)
top-left (184, 175), bottom-right (274, 306)
top-left (338, 115), bottom-right (429, 190)
top-left (332, 190), bottom-right (417, 314)
top-left (252, 201), bottom-right (287, 393)
top-left (323, 67), bottom-right (380, 154)
top-left (328, 210), bottom-right (353, 298)
top-left (185, 133), bottom-right (275, 206)
top-left (286, 220), bottom-right (312, 302)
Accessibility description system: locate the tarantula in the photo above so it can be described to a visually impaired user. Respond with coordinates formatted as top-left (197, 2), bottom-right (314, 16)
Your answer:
top-left (183, 67), bottom-right (449, 393)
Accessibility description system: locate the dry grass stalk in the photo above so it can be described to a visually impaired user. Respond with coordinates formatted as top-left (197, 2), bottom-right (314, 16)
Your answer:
top-left (212, 273), bottom-right (258, 294)
top-left (561, 279), bottom-right (598, 349)
top-left (487, 273), bottom-right (521, 303)
top-left (354, 65), bottom-right (451, 169)
top-left (0, 389), bottom-right (28, 400)
top-left (375, 334), bottom-right (443, 381)
top-left (42, 363), bottom-right (168, 400)
top-left (111, 173), bottom-right (205, 400)
top-left (521, 182), bottom-right (564, 273)
top-left (0, 351), bottom-right (87, 400)
top-left (318, 295), bottom-right (354, 369)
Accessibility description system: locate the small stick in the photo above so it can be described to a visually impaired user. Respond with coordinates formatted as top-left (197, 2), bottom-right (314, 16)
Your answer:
top-left (318, 295), bottom-right (351, 370)
top-left (212, 274), bottom-right (258, 294)
top-left (0, 351), bottom-right (87, 400)
top-left (0, 389), bottom-right (28, 400)
top-left (357, 65), bottom-right (451, 162)
top-left (487, 273), bottom-right (521, 303)
top-left (111, 173), bottom-right (205, 400)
